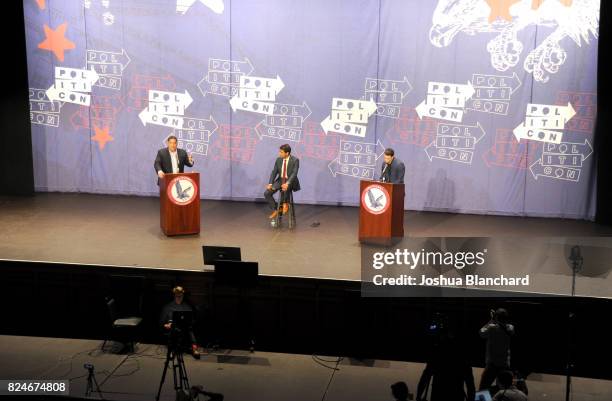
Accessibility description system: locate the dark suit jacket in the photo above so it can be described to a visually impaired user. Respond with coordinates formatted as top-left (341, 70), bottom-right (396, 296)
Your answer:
top-left (380, 157), bottom-right (405, 184)
top-left (154, 148), bottom-right (194, 174)
top-left (269, 155), bottom-right (300, 191)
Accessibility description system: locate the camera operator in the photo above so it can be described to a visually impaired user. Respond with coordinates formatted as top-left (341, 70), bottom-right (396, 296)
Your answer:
top-left (159, 286), bottom-right (201, 359)
top-left (416, 314), bottom-right (475, 401)
top-left (479, 308), bottom-right (515, 390)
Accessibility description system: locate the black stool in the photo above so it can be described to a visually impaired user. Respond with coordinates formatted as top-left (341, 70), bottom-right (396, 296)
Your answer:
top-left (274, 190), bottom-right (296, 229)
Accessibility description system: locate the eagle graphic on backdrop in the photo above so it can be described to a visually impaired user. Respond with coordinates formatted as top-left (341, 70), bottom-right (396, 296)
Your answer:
top-left (429, 0), bottom-right (599, 83)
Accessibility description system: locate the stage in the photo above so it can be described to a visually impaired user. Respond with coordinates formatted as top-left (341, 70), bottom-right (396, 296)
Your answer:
top-left (1, 193), bottom-right (611, 281)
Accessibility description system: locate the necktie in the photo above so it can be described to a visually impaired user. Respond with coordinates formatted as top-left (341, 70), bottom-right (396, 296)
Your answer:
top-left (282, 158), bottom-right (288, 180)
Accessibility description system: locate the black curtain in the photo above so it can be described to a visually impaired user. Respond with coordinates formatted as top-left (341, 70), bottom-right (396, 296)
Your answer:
top-left (595, 1), bottom-right (612, 224)
top-left (0, 2), bottom-right (34, 195)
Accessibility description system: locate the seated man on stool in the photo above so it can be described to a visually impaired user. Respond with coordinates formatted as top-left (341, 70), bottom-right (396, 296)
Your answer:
top-left (159, 286), bottom-right (201, 359)
top-left (264, 144), bottom-right (300, 219)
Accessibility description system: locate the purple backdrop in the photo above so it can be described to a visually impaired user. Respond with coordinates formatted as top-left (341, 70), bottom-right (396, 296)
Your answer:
top-left (24, 0), bottom-right (600, 219)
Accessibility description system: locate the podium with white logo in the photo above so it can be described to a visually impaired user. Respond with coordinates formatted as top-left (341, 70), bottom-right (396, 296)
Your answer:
top-left (159, 172), bottom-right (200, 236)
top-left (359, 180), bottom-right (404, 244)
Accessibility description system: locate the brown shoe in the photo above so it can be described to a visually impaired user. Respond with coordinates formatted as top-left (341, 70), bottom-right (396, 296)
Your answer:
top-left (269, 210), bottom-right (278, 219)
top-left (282, 203), bottom-right (289, 214)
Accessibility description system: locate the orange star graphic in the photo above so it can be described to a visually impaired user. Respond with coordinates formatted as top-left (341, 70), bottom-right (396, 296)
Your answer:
top-left (91, 126), bottom-right (114, 150)
top-left (36, 0), bottom-right (46, 10)
top-left (531, 0), bottom-right (573, 9)
top-left (37, 23), bottom-right (75, 62)
top-left (485, 0), bottom-right (521, 23)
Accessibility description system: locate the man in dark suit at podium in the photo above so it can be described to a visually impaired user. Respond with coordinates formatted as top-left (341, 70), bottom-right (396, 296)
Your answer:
top-left (154, 135), bottom-right (194, 183)
top-left (380, 148), bottom-right (405, 184)
top-left (264, 144), bottom-right (300, 219)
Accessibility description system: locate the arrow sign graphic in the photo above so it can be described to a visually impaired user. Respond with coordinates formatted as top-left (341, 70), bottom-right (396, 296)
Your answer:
top-left (149, 90), bottom-right (193, 110)
top-left (208, 57), bottom-right (254, 75)
top-left (513, 123), bottom-right (563, 144)
top-left (428, 81), bottom-right (475, 100)
top-left (437, 121), bottom-right (486, 143)
top-left (364, 77), bottom-right (413, 99)
top-left (55, 66), bottom-right (99, 85)
top-left (139, 108), bottom-right (184, 129)
top-left (321, 115), bottom-right (367, 138)
top-left (424, 142), bottom-right (474, 164)
top-left (86, 48), bottom-right (131, 71)
top-left (240, 75), bottom-right (284, 96)
top-left (229, 96), bottom-right (274, 115)
top-left (46, 85), bottom-right (91, 106)
top-left (416, 101), bottom-right (464, 122)
top-left (472, 72), bottom-right (521, 94)
top-left (529, 159), bottom-right (581, 182)
top-left (270, 101), bottom-right (311, 120)
top-left (526, 102), bottom-right (576, 121)
top-left (332, 97), bottom-right (377, 116)
top-left (544, 139), bottom-right (593, 161)
top-left (181, 116), bottom-right (218, 140)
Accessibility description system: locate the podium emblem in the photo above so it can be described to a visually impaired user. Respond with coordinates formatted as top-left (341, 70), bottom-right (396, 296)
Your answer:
top-left (361, 184), bottom-right (390, 215)
top-left (167, 176), bottom-right (198, 205)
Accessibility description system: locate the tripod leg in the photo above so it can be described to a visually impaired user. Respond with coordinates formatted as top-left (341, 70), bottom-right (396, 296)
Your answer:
top-left (85, 376), bottom-right (92, 397)
top-left (156, 347), bottom-right (173, 401)
top-left (177, 352), bottom-right (190, 390)
top-left (172, 351), bottom-right (180, 391)
top-left (92, 375), bottom-right (103, 398)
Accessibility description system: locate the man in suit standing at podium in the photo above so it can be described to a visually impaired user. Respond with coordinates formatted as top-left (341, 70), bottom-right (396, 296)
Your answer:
top-left (380, 148), bottom-right (405, 184)
top-left (154, 135), bottom-right (194, 182)
top-left (264, 144), bottom-right (300, 219)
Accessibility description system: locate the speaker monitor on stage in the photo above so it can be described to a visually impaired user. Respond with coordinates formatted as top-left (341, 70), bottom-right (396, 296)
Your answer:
top-left (213, 260), bottom-right (258, 288)
top-left (202, 246), bottom-right (242, 266)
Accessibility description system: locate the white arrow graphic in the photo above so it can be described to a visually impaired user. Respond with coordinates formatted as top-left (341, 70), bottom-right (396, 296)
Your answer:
top-left (229, 96), bottom-right (274, 115)
top-left (529, 159), bottom-right (581, 182)
top-left (86, 48), bottom-right (131, 71)
top-left (139, 108), bottom-right (184, 128)
top-left (436, 121), bottom-right (486, 144)
top-left (149, 90), bottom-right (193, 110)
top-left (364, 76), bottom-right (413, 99)
top-left (55, 66), bottom-right (99, 85)
top-left (472, 72), bottom-right (522, 94)
top-left (513, 124), bottom-right (563, 144)
top-left (320, 115), bottom-right (367, 138)
top-left (46, 85), bottom-right (91, 106)
top-left (428, 81), bottom-right (475, 100)
top-left (240, 74), bottom-right (284, 96)
top-left (526, 102), bottom-right (576, 121)
top-left (416, 101), bottom-right (464, 122)
top-left (332, 97), bottom-right (377, 116)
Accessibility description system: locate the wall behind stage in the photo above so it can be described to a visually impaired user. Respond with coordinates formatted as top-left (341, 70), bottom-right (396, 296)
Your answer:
top-left (23, 0), bottom-right (600, 219)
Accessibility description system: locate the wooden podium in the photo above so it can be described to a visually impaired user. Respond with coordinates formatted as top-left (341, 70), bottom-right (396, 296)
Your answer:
top-left (359, 180), bottom-right (404, 243)
top-left (159, 172), bottom-right (200, 236)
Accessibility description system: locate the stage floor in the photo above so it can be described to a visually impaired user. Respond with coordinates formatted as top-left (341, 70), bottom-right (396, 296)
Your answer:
top-left (3, 335), bottom-right (611, 401)
top-left (1, 193), bottom-right (611, 281)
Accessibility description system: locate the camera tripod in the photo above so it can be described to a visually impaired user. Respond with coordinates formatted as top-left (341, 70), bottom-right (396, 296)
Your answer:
top-left (156, 331), bottom-right (190, 401)
top-left (84, 363), bottom-right (104, 399)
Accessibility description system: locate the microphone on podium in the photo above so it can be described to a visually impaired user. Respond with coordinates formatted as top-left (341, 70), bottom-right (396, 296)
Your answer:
top-left (380, 163), bottom-right (388, 182)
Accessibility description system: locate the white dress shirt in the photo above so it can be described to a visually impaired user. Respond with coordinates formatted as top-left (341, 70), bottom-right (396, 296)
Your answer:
top-left (169, 150), bottom-right (179, 173)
